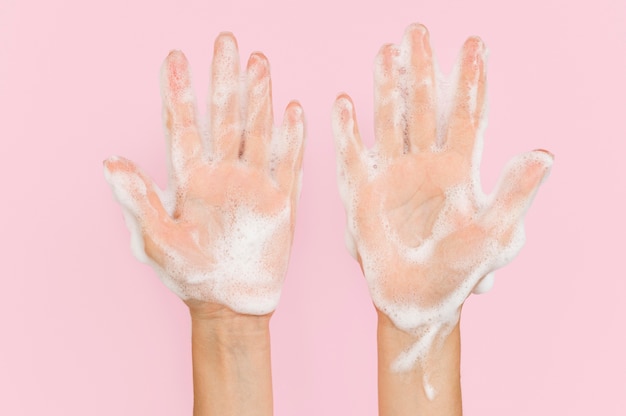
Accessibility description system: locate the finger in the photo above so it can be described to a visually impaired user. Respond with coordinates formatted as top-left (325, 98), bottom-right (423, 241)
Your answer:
top-left (446, 37), bottom-right (487, 160)
top-left (374, 44), bottom-right (406, 159)
top-left (210, 32), bottom-right (242, 161)
top-left (243, 52), bottom-right (274, 167)
top-left (402, 23), bottom-right (437, 153)
top-left (103, 156), bottom-right (174, 264)
top-left (274, 100), bottom-right (305, 197)
top-left (332, 94), bottom-right (366, 201)
top-left (482, 150), bottom-right (554, 236)
top-left (160, 50), bottom-right (202, 185)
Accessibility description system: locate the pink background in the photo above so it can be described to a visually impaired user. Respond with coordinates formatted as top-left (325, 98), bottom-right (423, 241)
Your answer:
top-left (1, 0), bottom-right (624, 414)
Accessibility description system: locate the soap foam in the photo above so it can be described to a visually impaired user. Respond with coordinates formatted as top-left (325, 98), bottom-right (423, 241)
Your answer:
top-left (105, 161), bottom-right (296, 317)
top-left (156, 204), bottom-right (292, 315)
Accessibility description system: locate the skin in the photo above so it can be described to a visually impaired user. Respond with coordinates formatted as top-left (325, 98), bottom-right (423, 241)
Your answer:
top-left (332, 23), bottom-right (553, 415)
top-left (103, 24), bottom-right (553, 416)
top-left (104, 32), bottom-right (305, 416)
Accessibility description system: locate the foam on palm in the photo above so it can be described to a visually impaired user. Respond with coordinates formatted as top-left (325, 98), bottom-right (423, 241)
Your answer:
top-left (333, 24), bottom-right (552, 399)
top-left (104, 36), bottom-right (304, 316)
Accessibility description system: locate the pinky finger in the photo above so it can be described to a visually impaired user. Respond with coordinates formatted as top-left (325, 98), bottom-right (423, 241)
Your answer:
top-left (274, 100), bottom-right (305, 197)
top-left (332, 94), bottom-right (366, 201)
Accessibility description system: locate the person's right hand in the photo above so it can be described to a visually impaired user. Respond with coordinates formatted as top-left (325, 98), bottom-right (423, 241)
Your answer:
top-left (332, 23), bottom-right (553, 369)
top-left (104, 33), bottom-right (305, 316)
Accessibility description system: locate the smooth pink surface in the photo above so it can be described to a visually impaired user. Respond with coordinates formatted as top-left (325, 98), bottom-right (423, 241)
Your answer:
top-left (1, 0), bottom-right (624, 414)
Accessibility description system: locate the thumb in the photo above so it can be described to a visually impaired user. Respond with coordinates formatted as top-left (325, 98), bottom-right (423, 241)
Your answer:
top-left (483, 149), bottom-right (554, 234)
top-left (103, 156), bottom-right (173, 264)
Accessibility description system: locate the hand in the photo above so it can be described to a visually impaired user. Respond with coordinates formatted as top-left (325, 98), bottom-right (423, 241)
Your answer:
top-left (104, 33), bottom-right (305, 316)
top-left (332, 23), bottom-right (553, 368)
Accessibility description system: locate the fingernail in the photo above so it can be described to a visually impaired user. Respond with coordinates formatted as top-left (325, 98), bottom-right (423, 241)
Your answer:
top-left (533, 148), bottom-right (555, 160)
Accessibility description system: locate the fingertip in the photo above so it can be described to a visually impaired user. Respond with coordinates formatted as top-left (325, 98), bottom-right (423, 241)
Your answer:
top-left (405, 22), bottom-right (428, 36)
top-left (103, 158), bottom-right (114, 183)
top-left (465, 36), bottom-right (485, 51)
top-left (531, 149), bottom-right (555, 184)
top-left (166, 49), bottom-right (186, 63)
top-left (462, 36), bottom-right (487, 63)
top-left (377, 42), bottom-right (399, 57)
top-left (283, 100), bottom-right (305, 142)
top-left (335, 92), bottom-right (354, 108)
top-left (213, 33), bottom-right (240, 69)
top-left (333, 93), bottom-right (356, 123)
top-left (247, 51), bottom-right (270, 70)
top-left (506, 151), bottom-right (554, 194)
top-left (247, 52), bottom-right (271, 85)
top-left (103, 155), bottom-right (131, 173)
top-left (164, 50), bottom-right (189, 78)
top-left (285, 99), bottom-right (304, 123)
top-left (161, 50), bottom-right (194, 104)
top-left (403, 22), bottom-right (429, 47)
top-left (215, 31), bottom-right (238, 50)
top-left (103, 156), bottom-right (114, 169)
top-left (376, 43), bottom-right (400, 74)
top-left (527, 149), bottom-right (554, 172)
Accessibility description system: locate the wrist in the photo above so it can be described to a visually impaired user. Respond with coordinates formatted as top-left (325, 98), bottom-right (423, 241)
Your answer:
top-left (377, 308), bottom-right (462, 415)
top-left (189, 303), bottom-right (273, 416)
top-left (189, 303), bottom-right (271, 345)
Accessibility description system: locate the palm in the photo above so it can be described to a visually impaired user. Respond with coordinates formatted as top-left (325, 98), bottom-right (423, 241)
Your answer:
top-left (354, 150), bottom-right (485, 308)
top-left (178, 162), bottom-right (289, 239)
top-left (105, 34), bottom-right (305, 315)
top-left (368, 152), bottom-right (466, 243)
top-left (164, 162), bottom-right (289, 263)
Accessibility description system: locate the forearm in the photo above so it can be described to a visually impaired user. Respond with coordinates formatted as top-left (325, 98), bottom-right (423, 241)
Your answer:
top-left (190, 307), bottom-right (273, 416)
top-left (377, 310), bottom-right (462, 416)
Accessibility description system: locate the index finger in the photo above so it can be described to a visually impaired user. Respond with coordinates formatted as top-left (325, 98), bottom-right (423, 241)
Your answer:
top-left (446, 37), bottom-right (487, 161)
top-left (160, 50), bottom-right (203, 186)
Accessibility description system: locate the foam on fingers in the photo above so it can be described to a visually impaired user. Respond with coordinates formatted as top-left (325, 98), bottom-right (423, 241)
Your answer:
top-left (160, 51), bottom-right (202, 187)
top-left (243, 52), bottom-right (273, 167)
top-left (374, 44), bottom-right (407, 159)
top-left (332, 94), bottom-right (365, 203)
top-left (210, 32), bottom-right (242, 160)
top-left (446, 37), bottom-right (488, 158)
